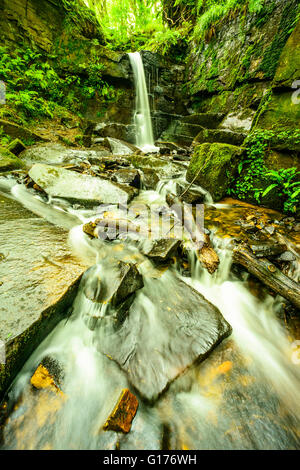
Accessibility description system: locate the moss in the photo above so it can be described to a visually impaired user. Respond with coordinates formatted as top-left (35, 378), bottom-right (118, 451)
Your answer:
top-left (259, 2), bottom-right (298, 79)
top-left (274, 19), bottom-right (300, 87)
top-left (0, 147), bottom-right (25, 172)
top-left (186, 142), bottom-right (243, 201)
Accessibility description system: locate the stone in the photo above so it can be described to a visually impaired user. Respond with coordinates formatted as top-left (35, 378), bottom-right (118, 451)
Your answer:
top-left (29, 164), bottom-right (138, 206)
top-left (141, 169), bottom-right (160, 190)
top-left (111, 169), bottom-right (141, 189)
top-left (142, 239), bottom-right (181, 262)
top-left (6, 139), bottom-right (26, 156)
top-left (161, 120), bottom-right (205, 146)
top-left (31, 364), bottom-right (63, 395)
top-left (274, 20), bottom-right (300, 87)
top-left (83, 260), bottom-right (144, 306)
top-left (186, 143), bottom-right (243, 201)
top-left (97, 271), bottom-right (232, 401)
top-left (0, 147), bottom-right (25, 172)
top-left (21, 143), bottom-right (110, 165)
top-left (175, 182), bottom-right (206, 204)
top-left (181, 113), bottom-right (225, 128)
top-left (249, 242), bottom-right (287, 258)
top-left (276, 251), bottom-right (297, 262)
top-left (0, 196), bottom-right (89, 400)
top-left (193, 128), bottom-right (247, 147)
top-left (103, 389), bottom-right (139, 434)
top-left (0, 119), bottom-right (47, 143)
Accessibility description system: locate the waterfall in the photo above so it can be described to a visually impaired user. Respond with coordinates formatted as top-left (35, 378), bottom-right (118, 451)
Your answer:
top-left (128, 52), bottom-right (158, 153)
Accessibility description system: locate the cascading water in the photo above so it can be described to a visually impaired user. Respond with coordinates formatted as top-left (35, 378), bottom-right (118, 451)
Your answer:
top-left (128, 52), bottom-right (158, 153)
top-left (0, 66), bottom-right (299, 450)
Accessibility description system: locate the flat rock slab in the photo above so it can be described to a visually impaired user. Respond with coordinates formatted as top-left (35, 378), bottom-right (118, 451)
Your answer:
top-left (0, 195), bottom-right (89, 399)
top-left (98, 271), bottom-right (232, 401)
top-left (29, 164), bottom-right (137, 206)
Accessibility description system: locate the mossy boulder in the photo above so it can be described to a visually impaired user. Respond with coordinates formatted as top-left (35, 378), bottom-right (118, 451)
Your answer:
top-left (0, 147), bottom-right (25, 172)
top-left (255, 91), bottom-right (300, 134)
top-left (274, 19), bottom-right (300, 87)
top-left (186, 143), bottom-right (243, 201)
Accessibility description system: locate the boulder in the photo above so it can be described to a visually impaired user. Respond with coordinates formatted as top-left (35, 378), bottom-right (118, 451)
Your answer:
top-left (83, 261), bottom-right (144, 306)
top-left (186, 143), bottom-right (243, 201)
top-left (0, 119), bottom-right (47, 143)
top-left (141, 168), bottom-right (160, 190)
top-left (181, 113), bottom-right (225, 128)
top-left (29, 164), bottom-right (138, 205)
top-left (142, 239), bottom-right (181, 262)
top-left (0, 196), bottom-right (89, 400)
top-left (111, 169), bottom-right (141, 188)
top-left (0, 147), bottom-right (25, 172)
top-left (21, 143), bottom-right (110, 165)
top-left (193, 128), bottom-right (247, 147)
top-left (97, 271), bottom-right (232, 401)
top-left (103, 389), bottom-right (139, 434)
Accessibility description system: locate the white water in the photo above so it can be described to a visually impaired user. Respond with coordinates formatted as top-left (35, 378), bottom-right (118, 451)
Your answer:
top-left (2, 179), bottom-right (300, 450)
top-left (128, 52), bottom-right (158, 153)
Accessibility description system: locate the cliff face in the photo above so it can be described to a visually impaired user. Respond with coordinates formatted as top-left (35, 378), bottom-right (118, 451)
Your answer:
top-left (0, 0), bottom-right (67, 51)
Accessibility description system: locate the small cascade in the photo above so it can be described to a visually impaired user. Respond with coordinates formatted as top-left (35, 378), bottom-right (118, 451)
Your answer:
top-left (128, 52), bottom-right (158, 153)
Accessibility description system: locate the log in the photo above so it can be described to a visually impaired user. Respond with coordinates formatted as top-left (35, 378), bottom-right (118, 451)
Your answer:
top-left (166, 193), bottom-right (219, 274)
top-left (233, 245), bottom-right (300, 310)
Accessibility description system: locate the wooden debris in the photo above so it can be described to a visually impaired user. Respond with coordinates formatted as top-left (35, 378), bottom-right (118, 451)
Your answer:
top-left (103, 388), bottom-right (138, 433)
top-left (233, 244), bottom-right (300, 309)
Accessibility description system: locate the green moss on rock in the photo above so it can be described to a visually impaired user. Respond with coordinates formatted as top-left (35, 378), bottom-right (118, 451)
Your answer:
top-left (186, 143), bottom-right (243, 201)
top-left (0, 147), bottom-right (25, 172)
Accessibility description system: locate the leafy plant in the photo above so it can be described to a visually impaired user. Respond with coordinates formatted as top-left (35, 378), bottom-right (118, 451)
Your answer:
top-left (262, 168), bottom-right (300, 214)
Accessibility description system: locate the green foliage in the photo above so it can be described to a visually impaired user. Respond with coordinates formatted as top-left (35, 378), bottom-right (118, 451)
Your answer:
top-left (230, 130), bottom-right (300, 213)
top-left (0, 44), bottom-right (116, 121)
top-left (192, 0), bottom-right (264, 42)
top-left (262, 168), bottom-right (300, 214)
top-left (259, 2), bottom-right (298, 79)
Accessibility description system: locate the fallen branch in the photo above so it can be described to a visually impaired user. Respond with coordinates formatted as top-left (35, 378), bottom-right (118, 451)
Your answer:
top-left (233, 244), bottom-right (300, 309)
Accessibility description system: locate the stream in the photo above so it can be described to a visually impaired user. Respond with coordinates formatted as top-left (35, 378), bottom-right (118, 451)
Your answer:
top-left (0, 53), bottom-right (299, 451)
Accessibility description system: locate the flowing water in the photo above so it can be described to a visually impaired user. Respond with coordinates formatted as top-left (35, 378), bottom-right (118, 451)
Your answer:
top-left (1, 177), bottom-right (299, 450)
top-left (128, 52), bottom-right (158, 153)
top-left (0, 54), bottom-right (299, 450)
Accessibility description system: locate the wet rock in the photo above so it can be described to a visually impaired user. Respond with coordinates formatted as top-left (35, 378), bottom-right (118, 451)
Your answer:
top-left (103, 389), bottom-right (139, 434)
top-left (6, 139), bottom-right (27, 156)
top-left (264, 225), bottom-right (276, 236)
top-left (29, 164), bottom-right (137, 205)
top-left (141, 169), bottom-right (159, 190)
top-left (83, 261), bottom-right (144, 306)
top-left (111, 169), bottom-right (141, 188)
top-left (276, 251), bottom-right (296, 262)
top-left (197, 245), bottom-right (220, 274)
top-left (249, 242), bottom-right (287, 258)
top-left (181, 113), bottom-right (225, 128)
top-left (98, 271), bottom-right (232, 401)
top-left (142, 239), bottom-right (181, 262)
top-left (94, 123), bottom-right (134, 144)
top-left (31, 363), bottom-right (63, 395)
top-left (193, 128), bottom-right (247, 147)
top-left (0, 197), bottom-right (89, 400)
top-left (21, 143), bottom-right (110, 165)
top-left (175, 182), bottom-right (206, 204)
top-left (0, 147), bottom-right (25, 172)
